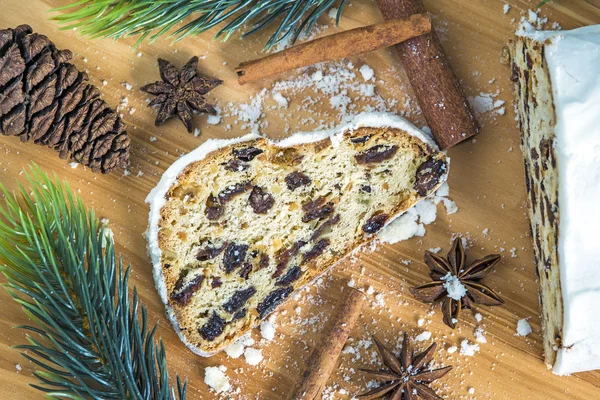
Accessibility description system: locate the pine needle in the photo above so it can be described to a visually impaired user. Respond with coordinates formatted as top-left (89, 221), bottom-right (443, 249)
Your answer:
top-left (538, 0), bottom-right (551, 7)
top-left (0, 165), bottom-right (186, 400)
top-left (51, 0), bottom-right (348, 49)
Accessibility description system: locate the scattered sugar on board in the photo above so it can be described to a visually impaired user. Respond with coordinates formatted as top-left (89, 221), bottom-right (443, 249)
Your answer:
top-left (220, 60), bottom-right (419, 135)
top-left (415, 331), bottom-right (432, 341)
top-left (516, 318), bottom-right (532, 337)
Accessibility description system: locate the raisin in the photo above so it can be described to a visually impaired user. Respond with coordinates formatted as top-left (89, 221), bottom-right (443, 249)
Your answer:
top-left (196, 244), bottom-right (225, 261)
top-left (218, 181), bottom-right (252, 203)
top-left (257, 287), bottom-right (293, 319)
top-left (223, 159), bottom-right (249, 172)
top-left (414, 158), bottom-right (447, 196)
top-left (276, 266), bottom-right (302, 286)
top-left (239, 262), bottom-right (252, 279)
top-left (360, 185), bottom-right (372, 193)
top-left (362, 213), bottom-right (389, 234)
top-left (198, 312), bottom-right (226, 341)
top-left (302, 239), bottom-right (330, 265)
top-left (223, 287), bottom-right (257, 313)
top-left (233, 146), bottom-right (263, 161)
top-left (311, 214), bottom-right (341, 241)
top-left (205, 194), bottom-right (223, 220)
top-left (223, 243), bottom-right (249, 273)
top-left (211, 277), bottom-right (222, 288)
top-left (355, 145), bottom-right (399, 164)
top-left (249, 186), bottom-right (275, 214)
top-left (259, 253), bottom-right (270, 269)
top-left (510, 62), bottom-right (519, 82)
top-left (530, 148), bottom-right (539, 161)
top-left (170, 273), bottom-right (204, 306)
top-left (274, 241), bottom-right (307, 278)
top-left (302, 197), bottom-right (334, 223)
top-left (351, 134), bottom-right (373, 144)
top-left (232, 308), bottom-right (247, 321)
top-left (285, 171), bottom-right (311, 190)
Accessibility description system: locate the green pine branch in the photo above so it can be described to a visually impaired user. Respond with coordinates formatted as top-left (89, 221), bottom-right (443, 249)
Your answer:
top-left (0, 166), bottom-right (186, 400)
top-left (51, 0), bottom-right (348, 50)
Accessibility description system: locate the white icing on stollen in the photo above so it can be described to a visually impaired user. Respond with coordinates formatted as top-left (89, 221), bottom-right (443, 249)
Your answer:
top-left (518, 24), bottom-right (600, 375)
top-left (145, 112), bottom-right (446, 356)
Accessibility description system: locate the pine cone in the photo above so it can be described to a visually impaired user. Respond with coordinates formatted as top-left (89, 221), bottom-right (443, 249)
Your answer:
top-left (0, 25), bottom-right (130, 173)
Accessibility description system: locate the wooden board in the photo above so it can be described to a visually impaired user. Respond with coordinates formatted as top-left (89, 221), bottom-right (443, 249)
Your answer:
top-left (1, 0), bottom-right (600, 398)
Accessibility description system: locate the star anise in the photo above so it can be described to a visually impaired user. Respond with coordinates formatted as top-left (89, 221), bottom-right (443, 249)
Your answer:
top-left (358, 334), bottom-right (452, 400)
top-left (141, 57), bottom-right (222, 133)
top-left (410, 238), bottom-right (503, 329)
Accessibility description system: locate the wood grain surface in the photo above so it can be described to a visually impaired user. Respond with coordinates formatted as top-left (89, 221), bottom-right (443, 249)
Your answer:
top-left (1, 1), bottom-right (600, 399)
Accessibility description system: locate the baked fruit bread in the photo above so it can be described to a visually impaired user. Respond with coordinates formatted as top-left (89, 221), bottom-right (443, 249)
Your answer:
top-left (146, 113), bottom-right (448, 355)
top-left (510, 24), bottom-right (600, 374)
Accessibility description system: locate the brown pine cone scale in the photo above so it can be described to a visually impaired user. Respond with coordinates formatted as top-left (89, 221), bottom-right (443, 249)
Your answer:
top-left (0, 25), bottom-right (130, 173)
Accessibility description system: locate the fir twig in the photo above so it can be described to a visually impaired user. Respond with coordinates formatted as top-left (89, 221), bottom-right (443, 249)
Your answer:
top-left (0, 166), bottom-right (186, 400)
top-left (51, 0), bottom-right (348, 50)
top-left (538, 0), bottom-right (551, 7)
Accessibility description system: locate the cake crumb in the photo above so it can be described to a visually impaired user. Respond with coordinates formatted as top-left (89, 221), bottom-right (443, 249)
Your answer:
top-left (225, 341), bottom-right (244, 359)
top-left (244, 347), bottom-right (264, 366)
top-left (204, 366), bottom-right (231, 393)
top-left (474, 327), bottom-right (487, 344)
top-left (359, 64), bottom-right (375, 81)
top-left (272, 92), bottom-right (289, 108)
top-left (260, 315), bottom-right (277, 341)
top-left (459, 340), bottom-right (480, 356)
top-left (207, 115), bottom-right (221, 125)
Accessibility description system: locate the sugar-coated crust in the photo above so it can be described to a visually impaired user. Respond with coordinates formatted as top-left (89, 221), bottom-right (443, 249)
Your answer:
top-left (147, 113), bottom-right (448, 356)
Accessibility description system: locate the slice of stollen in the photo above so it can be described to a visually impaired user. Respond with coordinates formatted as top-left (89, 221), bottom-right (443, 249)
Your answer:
top-left (146, 113), bottom-right (449, 356)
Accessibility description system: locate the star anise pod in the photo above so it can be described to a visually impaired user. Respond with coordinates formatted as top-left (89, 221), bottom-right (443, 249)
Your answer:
top-left (141, 56), bottom-right (222, 133)
top-left (410, 238), bottom-right (503, 329)
top-left (359, 334), bottom-right (452, 400)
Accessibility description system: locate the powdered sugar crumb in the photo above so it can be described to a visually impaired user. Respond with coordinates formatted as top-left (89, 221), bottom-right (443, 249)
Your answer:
top-left (244, 347), bottom-right (264, 366)
top-left (517, 318), bottom-right (533, 337)
top-left (460, 340), bottom-right (480, 356)
top-left (204, 366), bottom-right (231, 393)
top-left (415, 331), bottom-right (432, 341)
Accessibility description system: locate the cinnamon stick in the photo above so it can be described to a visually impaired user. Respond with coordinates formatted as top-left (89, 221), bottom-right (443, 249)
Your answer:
top-left (291, 288), bottom-right (366, 400)
top-left (236, 14), bottom-right (431, 85)
top-left (376, 0), bottom-right (480, 149)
